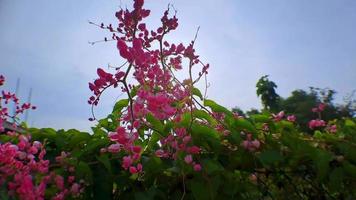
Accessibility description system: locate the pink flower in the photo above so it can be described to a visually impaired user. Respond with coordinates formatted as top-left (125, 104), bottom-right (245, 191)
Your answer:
top-left (155, 149), bottom-right (168, 158)
top-left (70, 183), bottom-right (80, 195)
top-left (272, 111), bottom-right (284, 121)
top-left (251, 140), bottom-right (260, 149)
top-left (132, 146), bottom-right (142, 154)
top-left (122, 156), bottom-right (133, 170)
top-left (129, 166), bottom-right (138, 174)
top-left (187, 146), bottom-right (200, 154)
top-left (28, 146), bottom-right (38, 154)
top-left (242, 134), bottom-right (260, 152)
top-left (0, 75), bottom-right (4, 86)
top-left (136, 163), bottom-right (143, 172)
top-left (326, 124), bottom-right (337, 133)
top-left (182, 136), bottom-right (191, 143)
top-left (318, 103), bottom-right (325, 111)
top-left (193, 164), bottom-right (202, 171)
top-left (55, 175), bottom-right (64, 190)
top-left (184, 154), bottom-right (193, 164)
top-left (107, 144), bottom-right (121, 153)
top-left (287, 115), bottom-right (296, 122)
top-left (309, 119), bottom-right (326, 129)
top-left (67, 176), bottom-right (75, 183)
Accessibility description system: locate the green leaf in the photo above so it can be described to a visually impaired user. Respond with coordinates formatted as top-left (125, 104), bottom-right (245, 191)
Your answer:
top-left (146, 113), bottom-right (164, 133)
top-left (29, 127), bottom-right (57, 141)
top-left (68, 131), bottom-right (91, 148)
top-left (142, 156), bottom-right (163, 175)
top-left (112, 99), bottom-right (129, 113)
top-left (343, 161), bottom-right (356, 178)
top-left (345, 119), bottom-right (355, 127)
top-left (202, 159), bottom-right (223, 174)
top-left (96, 154), bottom-right (112, 174)
top-left (193, 110), bottom-right (217, 125)
top-left (190, 177), bottom-right (210, 200)
top-left (80, 138), bottom-right (109, 158)
top-left (234, 118), bottom-right (256, 133)
top-left (180, 112), bottom-right (192, 127)
top-left (146, 131), bottom-right (161, 151)
top-left (257, 150), bottom-right (284, 167)
top-left (329, 167), bottom-right (343, 191)
top-left (189, 175), bottom-right (221, 200)
top-left (0, 188), bottom-right (9, 200)
top-left (0, 135), bottom-right (12, 143)
top-left (92, 163), bottom-right (113, 200)
top-left (192, 87), bottom-right (203, 100)
top-left (312, 149), bottom-right (333, 180)
top-left (204, 99), bottom-right (233, 117)
top-left (92, 127), bottom-right (107, 138)
top-left (250, 114), bottom-right (270, 123)
top-left (134, 187), bottom-right (157, 200)
top-left (191, 123), bottom-right (220, 151)
top-left (163, 121), bottom-right (174, 133)
top-left (98, 118), bottom-right (109, 129)
top-left (130, 85), bottom-right (138, 97)
top-left (313, 130), bottom-right (323, 139)
top-left (76, 161), bottom-right (93, 183)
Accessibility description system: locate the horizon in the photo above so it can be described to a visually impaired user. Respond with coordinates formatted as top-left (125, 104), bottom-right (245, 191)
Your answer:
top-left (1, 0), bottom-right (355, 131)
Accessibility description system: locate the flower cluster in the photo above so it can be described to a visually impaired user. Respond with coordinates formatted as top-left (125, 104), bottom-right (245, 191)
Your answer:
top-left (309, 119), bottom-right (326, 129)
top-left (0, 75), bottom-right (36, 132)
top-left (88, 0), bottom-right (209, 174)
top-left (0, 74), bottom-right (83, 199)
top-left (241, 133), bottom-right (261, 152)
top-left (0, 133), bottom-right (83, 200)
top-left (105, 126), bottom-right (143, 173)
top-left (156, 127), bottom-right (202, 171)
top-left (271, 111), bottom-right (296, 122)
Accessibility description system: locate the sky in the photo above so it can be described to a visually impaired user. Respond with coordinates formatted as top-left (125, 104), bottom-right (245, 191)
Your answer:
top-left (0, 0), bottom-right (355, 132)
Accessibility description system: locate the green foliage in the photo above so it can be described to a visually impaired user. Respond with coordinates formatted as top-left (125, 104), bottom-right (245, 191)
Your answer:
top-left (4, 103), bottom-right (351, 200)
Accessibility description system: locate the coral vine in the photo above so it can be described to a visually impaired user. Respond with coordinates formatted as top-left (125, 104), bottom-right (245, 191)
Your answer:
top-left (88, 0), bottom-right (210, 173)
top-left (0, 76), bottom-right (83, 200)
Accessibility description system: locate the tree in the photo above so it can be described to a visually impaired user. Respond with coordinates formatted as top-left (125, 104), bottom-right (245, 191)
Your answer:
top-left (256, 75), bottom-right (280, 112)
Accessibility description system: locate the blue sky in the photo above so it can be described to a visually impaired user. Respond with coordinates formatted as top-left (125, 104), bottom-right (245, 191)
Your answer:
top-left (1, 0), bottom-right (355, 132)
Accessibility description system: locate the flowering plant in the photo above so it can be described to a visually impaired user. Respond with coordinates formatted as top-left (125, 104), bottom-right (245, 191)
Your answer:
top-left (1, 0), bottom-right (355, 199)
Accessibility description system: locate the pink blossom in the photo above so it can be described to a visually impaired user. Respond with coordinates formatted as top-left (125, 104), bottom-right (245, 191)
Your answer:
top-left (193, 164), bottom-right (202, 171)
top-left (272, 111), bottom-right (284, 121)
top-left (182, 136), bottom-right (191, 143)
top-left (155, 149), bottom-right (168, 158)
top-left (132, 146), bottom-right (142, 154)
top-left (318, 103), bottom-right (326, 111)
top-left (108, 144), bottom-right (121, 153)
top-left (67, 176), bottom-right (75, 183)
top-left (184, 154), bottom-right (193, 164)
top-left (326, 124), bottom-right (337, 133)
top-left (70, 183), bottom-right (80, 195)
top-left (122, 156), bottom-right (133, 170)
top-left (187, 146), bottom-right (200, 154)
top-left (287, 115), bottom-right (296, 122)
top-left (55, 175), bottom-right (64, 190)
top-left (129, 166), bottom-right (138, 174)
top-left (242, 134), bottom-right (261, 152)
top-left (309, 119), bottom-right (326, 129)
